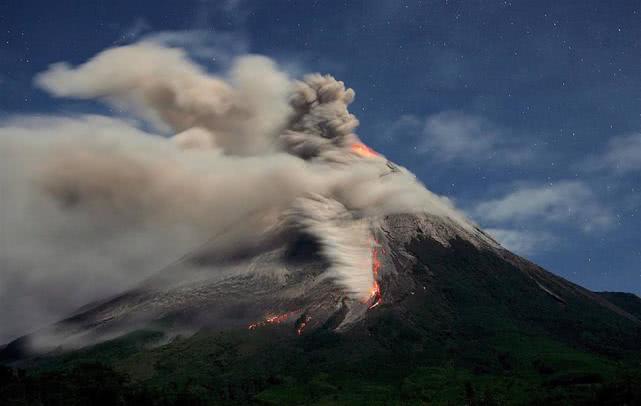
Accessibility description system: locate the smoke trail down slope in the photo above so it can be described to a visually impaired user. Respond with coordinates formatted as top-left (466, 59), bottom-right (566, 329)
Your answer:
top-left (284, 194), bottom-right (374, 300)
top-left (0, 41), bottom-right (491, 342)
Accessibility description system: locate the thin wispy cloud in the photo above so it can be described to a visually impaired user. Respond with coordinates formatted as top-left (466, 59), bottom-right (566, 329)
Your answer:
top-left (383, 111), bottom-right (536, 165)
top-left (116, 21), bottom-right (249, 69)
top-left (582, 132), bottom-right (641, 175)
top-left (485, 228), bottom-right (557, 256)
top-left (472, 180), bottom-right (613, 232)
top-left (115, 2), bottom-right (250, 68)
top-left (422, 111), bottom-right (504, 161)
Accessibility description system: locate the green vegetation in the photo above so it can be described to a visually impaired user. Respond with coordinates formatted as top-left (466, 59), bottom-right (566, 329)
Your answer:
top-left (2, 235), bottom-right (639, 404)
top-left (596, 292), bottom-right (641, 320)
top-left (1, 326), bottom-right (639, 405)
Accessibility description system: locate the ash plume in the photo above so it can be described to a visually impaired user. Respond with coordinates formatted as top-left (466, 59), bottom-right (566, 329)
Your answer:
top-left (0, 41), bottom-right (476, 343)
top-left (284, 194), bottom-right (373, 300)
top-left (36, 43), bottom-right (292, 155)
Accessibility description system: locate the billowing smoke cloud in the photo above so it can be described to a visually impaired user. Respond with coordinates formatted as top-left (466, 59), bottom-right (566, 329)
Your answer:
top-left (0, 116), bottom-right (204, 343)
top-left (0, 42), bottom-right (472, 343)
top-left (36, 43), bottom-right (292, 155)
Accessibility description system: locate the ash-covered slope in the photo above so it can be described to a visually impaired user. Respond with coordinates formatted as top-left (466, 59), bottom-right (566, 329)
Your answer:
top-left (596, 292), bottom-right (641, 320)
top-left (379, 215), bottom-right (641, 356)
top-left (2, 210), bottom-right (639, 364)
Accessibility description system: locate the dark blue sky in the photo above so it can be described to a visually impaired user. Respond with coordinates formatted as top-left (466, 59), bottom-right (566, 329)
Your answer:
top-left (2, 0), bottom-right (639, 294)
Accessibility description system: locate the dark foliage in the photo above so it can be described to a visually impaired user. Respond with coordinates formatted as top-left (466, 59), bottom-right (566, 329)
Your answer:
top-left (2, 232), bottom-right (640, 405)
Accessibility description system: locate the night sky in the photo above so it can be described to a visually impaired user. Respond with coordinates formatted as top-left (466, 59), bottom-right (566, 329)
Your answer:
top-left (2, 0), bottom-right (639, 294)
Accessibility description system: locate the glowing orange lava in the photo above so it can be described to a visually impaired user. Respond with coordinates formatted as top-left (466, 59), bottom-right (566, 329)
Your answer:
top-left (248, 311), bottom-right (296, 330)
top-left (351, 141), bottom-right (383, 308)
top-left (351, 142), bottom-right (379, 158)
top-left (368, 240), bottom-right (383, 309)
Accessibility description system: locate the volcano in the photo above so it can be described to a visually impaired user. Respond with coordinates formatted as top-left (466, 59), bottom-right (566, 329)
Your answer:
top-left (2, 209), bottom-right (640, 404)
top-left (1, 53), bottom-right (639, 404)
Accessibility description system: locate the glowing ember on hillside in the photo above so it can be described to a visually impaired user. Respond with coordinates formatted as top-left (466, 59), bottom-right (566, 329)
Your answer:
top-left (368, 240), bottom-right (383, 309)
top-left (248, 311), bottom-right (297, 330)
top-left (351, 142), bottom-right (378, 158)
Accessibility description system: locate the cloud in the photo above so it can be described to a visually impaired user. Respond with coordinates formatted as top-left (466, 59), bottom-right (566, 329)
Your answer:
top-left (379, 114), bottom-right (422, 144)
top-left (114, 13), bottom-right (249, 67)
top-left (485, 228), bottom-right (556, 256)
top-left (35, 43), bottom-right (291, 155)
top-left (473, 181), bottom-right (612, 232)
top-left (0, 115), bottom-right (207, 343)
top-left (422, 111), bottom-right (501, 160)
top-left (384, 111), bottom-right (534, 165)
top-left (583, 132), bottom-right (641, 174)
top-left (142, 30), bottom-right (249, 66)
top-left (0, 113), bottom-right (317, 342)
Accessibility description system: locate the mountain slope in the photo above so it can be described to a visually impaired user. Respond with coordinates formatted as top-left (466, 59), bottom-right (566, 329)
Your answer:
top-left (1, 212), bottom-right (640, 405)
top-left (596, 292), bottom-right (641, 320)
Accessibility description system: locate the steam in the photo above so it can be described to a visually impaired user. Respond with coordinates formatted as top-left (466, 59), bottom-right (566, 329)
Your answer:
top-left (285, 194), bottom-right (373, 299)
top-left (0, 42), bottom-right (471, 343)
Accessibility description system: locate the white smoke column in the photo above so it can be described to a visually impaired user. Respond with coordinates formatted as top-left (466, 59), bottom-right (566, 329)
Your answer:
top-left (285, 194), bottom-right (373, 300)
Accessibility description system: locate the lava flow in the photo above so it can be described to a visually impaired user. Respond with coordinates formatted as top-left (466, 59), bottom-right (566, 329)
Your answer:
top-left (350, 141), bottom-right (383, 308)
top-left (248, 311), bottom-right (297, 330)
top-left (351, 142), bottom-right (379, 158)
top-left (368, 240), bottom-right (383, 309)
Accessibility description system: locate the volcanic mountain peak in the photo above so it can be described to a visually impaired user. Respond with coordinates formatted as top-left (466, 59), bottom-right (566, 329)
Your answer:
top-left (1, 46), bottom-right (638, 386)
top-left (3, 208), bottom-right (638, 365)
